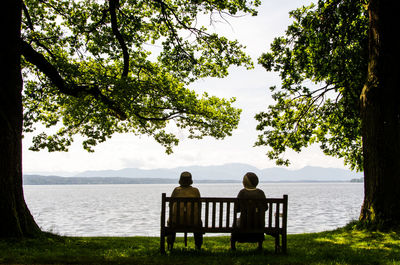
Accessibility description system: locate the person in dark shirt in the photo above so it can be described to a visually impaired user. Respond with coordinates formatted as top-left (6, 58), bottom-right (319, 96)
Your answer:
top-left (231, 172), bottom-right (268, 250)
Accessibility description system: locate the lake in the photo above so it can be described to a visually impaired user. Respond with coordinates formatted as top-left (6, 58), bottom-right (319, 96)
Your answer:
top-left (23, 182), bottom-right (363, 236)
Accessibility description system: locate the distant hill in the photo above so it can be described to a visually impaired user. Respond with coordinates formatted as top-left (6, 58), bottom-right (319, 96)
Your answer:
top-left (24, 163), bottom-right (363, 185)
top-left (23, 175), bottom-right (239, 185)
top-left (23, 175), bottom-right (178, 185)
top-left (260, 166), bottom-right (363, 182)
top-left (73, 163), bottom-right (362, 181)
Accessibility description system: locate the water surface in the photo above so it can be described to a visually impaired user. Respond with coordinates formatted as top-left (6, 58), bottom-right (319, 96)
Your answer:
top-left (24, 182), bottom-right (363, 236)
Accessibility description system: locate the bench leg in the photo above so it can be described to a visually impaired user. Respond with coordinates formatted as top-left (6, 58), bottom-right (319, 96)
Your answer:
top-left (184, 232), bottom-right (188, 247)
top-left (194, 233), bottom-right (203, 250)
top-left (275, 235), bottom-right (280, 253)
top-left (282, 233), bottom-right (287, 254)
top-left (258, 240), bottom-right (263, 251)
top-left (160, 232), bottom-right (166, 254)
top-left (230, 239), bottom-right (236, 251)
top-left (167, 233), bottom-right (175, 251)
top-left (167, 242), bottom-right (173, 251)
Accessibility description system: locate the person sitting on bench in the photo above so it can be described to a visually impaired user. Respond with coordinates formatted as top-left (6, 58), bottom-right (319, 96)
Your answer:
top-left (231, 172), bottom-right (268, 250)
top-left (167, 171), bottom-right (203, 250)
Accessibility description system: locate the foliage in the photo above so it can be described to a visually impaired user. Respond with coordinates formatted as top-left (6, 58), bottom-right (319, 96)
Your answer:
top-left (21, 0), bottom-right (260, 153)
top-left (1, 227), bottom-right (400, 264)
top-left (255, 0), bottom-right (368, 171)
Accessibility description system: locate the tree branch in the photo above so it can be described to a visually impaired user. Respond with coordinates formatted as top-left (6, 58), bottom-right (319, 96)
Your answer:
top-left (21, 40), bottom-right (70, 94)
top-left (20, 40), bottom-right (127, 120)
top-left (22, 1), bottom-right (34, 31)
top-left (109, 0), bottom-right (129, 78)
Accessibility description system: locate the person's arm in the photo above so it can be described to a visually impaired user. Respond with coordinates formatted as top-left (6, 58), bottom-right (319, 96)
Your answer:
top-left (170, 188), bottom-right (179, 216)
top-left (235, 190), bottom-right (244, 212)
top-left (259, 189), bottom-right (268, 211)
top-left (171, 187), bottom-right (178, 197)
top-left (194, 187), bottom-right (200, 198)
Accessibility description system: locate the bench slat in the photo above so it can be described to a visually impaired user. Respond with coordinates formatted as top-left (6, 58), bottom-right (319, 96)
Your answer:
top-left (190, 201), bottom-right (194, 225)
top-left (212, 202), bottom-right (216, 228)
top-left (226, 202), bottom-right (230, 228)
top-left (233, 202), bottom-right (238, 228)
top-left (268, 202), bottom-right (273, 228)
top-left (176, 201), bottom-right (181, 226)
top-left (275, 202), bottom-right (280, 229)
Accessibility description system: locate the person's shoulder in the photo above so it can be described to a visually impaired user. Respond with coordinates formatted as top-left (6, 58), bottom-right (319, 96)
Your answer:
top-left (256, 188), bottom-right (266, 197)
top-left (257, 188), bottom-right (265, 193)
top-left (190, 186), bottom-right (201, 196)
top-left (173, 186), bottom-right (182, 191)
top-left (237, 188), bottom-right (247, 197)
top-left (171, 186), bottom-right (181, 196)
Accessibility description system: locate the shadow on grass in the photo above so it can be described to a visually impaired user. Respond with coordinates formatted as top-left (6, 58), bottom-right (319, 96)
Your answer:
top-left (166, 229), bottom-right (400, 265)
top-left (283, 227), bottom-right (400, 265)
top-left (0, 228), bottom-right (399, 264)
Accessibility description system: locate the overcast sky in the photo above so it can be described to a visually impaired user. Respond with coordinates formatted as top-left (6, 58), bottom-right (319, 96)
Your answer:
top-left (23, 0), bottom-right (349, 176)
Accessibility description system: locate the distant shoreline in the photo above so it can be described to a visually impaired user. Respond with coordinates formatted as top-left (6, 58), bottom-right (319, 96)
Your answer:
top-left (23, 175), bottom-right (363, 185)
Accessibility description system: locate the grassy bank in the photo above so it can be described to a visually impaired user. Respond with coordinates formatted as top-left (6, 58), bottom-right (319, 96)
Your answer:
top-left (1, 226), bottom-right (399, 264)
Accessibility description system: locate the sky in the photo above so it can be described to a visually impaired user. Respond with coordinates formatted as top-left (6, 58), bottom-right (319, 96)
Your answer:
top-left (22, 0), bottom-right (349, 176)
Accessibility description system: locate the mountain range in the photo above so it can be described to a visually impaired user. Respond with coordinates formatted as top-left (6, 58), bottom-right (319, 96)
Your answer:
top-left (23, 163), bottom-right (364, 185)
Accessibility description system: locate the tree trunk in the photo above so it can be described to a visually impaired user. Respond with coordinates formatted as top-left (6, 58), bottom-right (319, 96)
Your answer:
top-left (360, 0), bottom-right (400, 228)
top-left (0, 0), bottom-right (41, 237)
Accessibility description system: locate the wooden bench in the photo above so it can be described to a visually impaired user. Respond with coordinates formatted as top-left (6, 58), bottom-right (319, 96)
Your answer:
top-left (160, 193), bottom-right (288, 253)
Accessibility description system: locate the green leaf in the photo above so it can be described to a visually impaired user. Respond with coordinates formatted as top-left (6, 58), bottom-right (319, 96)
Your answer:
top-left (256, 0), bottom-right (367, 171)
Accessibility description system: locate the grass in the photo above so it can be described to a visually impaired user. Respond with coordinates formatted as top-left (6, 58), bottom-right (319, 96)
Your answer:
top-left (1, 226), bottom-right (399, 264)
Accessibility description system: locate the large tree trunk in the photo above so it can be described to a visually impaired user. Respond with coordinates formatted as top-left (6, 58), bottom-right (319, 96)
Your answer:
top-left (360, 0), bottom-right (400, 228)
top-left (0, 0), bottom-right (41, 237)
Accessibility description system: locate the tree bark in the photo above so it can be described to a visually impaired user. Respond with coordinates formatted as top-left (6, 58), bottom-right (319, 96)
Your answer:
top-left (360, 0), bottom-right (400, 228)
top-left (0, 0), bottom-right (41, 237)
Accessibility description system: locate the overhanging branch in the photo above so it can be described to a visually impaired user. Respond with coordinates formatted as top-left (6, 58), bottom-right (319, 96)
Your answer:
top-left (20, 40), bottom-right (127, 120)
top-left (109, 0), bottom-right (129, 78)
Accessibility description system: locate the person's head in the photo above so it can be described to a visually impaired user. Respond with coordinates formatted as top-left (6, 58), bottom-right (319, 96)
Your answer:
top-left (179, 171), bottom-right (193, 187)
top-left (242, 172), bottom-right (259, 190)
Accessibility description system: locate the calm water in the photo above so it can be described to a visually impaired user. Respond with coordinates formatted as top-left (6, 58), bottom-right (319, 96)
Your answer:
top-left (24, 182), bottom-right (363, 236)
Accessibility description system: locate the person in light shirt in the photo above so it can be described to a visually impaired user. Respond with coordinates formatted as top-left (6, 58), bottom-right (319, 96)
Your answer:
top-left (167, 171), bottom-right (202, 250)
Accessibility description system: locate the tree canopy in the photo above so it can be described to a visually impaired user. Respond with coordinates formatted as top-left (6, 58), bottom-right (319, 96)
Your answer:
top-left (255, 0), bottom-right (368, 171)
top-left (21, 0), bottom-right (260, 154)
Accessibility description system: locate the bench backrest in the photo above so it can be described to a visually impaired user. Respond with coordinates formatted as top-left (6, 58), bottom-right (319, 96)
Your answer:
top-left (168, 197), bottom-right (202, 228)
top-left (236, 198), bottom-right (268, 229)
top-left (161, 193), bottom-right (288, 234)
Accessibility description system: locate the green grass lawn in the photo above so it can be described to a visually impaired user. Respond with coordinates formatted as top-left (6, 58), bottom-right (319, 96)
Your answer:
top-left (1, 226), bottom-right (399, 264)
